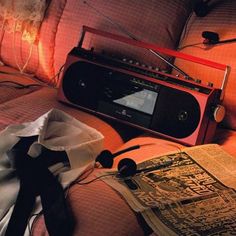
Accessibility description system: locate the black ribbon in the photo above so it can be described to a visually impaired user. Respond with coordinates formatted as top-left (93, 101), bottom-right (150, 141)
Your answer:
top-left (5, 136), bottom-right (74, 236)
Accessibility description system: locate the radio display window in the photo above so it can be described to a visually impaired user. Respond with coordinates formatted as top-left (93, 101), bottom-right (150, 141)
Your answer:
top-left (102, 70), bottom-right (159, 115)
top-left (113, 88), bottom-right (158, 115)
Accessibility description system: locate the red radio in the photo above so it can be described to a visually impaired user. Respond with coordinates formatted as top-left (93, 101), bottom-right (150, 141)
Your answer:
top-left (58, 26), bottom-right (230, 146)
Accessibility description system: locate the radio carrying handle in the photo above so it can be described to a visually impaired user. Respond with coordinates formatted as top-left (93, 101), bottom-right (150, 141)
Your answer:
top-left (78, 25), bottom-right (230, 101)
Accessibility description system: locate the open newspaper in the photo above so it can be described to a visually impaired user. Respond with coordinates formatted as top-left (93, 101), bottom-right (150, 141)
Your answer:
top-left (99, 144), bottom-right (236, 236)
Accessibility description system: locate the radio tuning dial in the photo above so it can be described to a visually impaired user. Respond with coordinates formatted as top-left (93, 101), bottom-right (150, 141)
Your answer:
top-left (213, 104), bottom-right (225, 123)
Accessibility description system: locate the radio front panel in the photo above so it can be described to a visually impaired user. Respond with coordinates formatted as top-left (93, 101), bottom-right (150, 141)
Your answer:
top-left (58, 48), bottom-right (222, 146)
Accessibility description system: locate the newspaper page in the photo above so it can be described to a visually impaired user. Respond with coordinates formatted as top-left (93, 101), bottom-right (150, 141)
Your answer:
top-left (99, 144), bottom-right (236, 236)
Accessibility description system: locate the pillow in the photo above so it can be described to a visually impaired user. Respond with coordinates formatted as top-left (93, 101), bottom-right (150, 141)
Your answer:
top-left (54, 0), bottom-right (193, 82)
top-left (174, 0), bottom-right (236, 130)
top-left (0, 0), bottom-right (66, 83)
top-left (0, 0), bottom-right (47, 44)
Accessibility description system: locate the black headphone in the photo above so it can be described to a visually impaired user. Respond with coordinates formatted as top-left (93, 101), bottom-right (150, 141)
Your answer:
top-left (194, 0), bottom-right (223, 17)
top-left (96, 144), bottom-right (173, 178)
top-left (117, 158), bottom-right (173, 178)
top-left (95, 145), bottom-right (141, 168)
top-left (202, 31), bottom-right (236, 45)
top-left (194, 0), bottom-right (211, 17)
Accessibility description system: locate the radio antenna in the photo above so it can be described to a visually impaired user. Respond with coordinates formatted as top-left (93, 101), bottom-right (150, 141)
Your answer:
top-left (83, 0), bottom-right (192, 80)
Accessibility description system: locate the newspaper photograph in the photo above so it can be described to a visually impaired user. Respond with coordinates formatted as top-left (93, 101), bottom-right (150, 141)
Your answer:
top-left (99, 144), bottom-right (236, 236)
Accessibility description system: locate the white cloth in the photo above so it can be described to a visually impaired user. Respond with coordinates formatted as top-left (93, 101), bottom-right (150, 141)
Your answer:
top-left (0, 0), bottom-right (47, 43)
top-left (0, 108), bottom-right (104, 235)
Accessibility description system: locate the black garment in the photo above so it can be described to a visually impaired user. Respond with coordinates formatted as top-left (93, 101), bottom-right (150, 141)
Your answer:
top-left (5, 136), bottom-right (74, 236)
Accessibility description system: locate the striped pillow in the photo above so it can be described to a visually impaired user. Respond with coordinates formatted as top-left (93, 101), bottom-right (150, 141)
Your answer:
top-left (0, 0), bottom-right (66, 84)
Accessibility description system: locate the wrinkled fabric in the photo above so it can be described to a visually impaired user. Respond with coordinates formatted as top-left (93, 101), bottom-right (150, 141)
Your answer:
top-left (0, 108), bottom-right (104, 235)
top-left (0, 0), bottom-right (47, 42)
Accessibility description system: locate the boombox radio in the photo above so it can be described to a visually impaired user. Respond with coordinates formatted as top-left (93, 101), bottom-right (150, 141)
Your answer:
top-left (58, 26), bottom-right (230, 146)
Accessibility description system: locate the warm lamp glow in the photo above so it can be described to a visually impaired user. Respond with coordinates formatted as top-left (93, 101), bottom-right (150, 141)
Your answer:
top-left (0, 0), bottom-right (47, 43)
top-left (0, 0), bottom-right (48, 73)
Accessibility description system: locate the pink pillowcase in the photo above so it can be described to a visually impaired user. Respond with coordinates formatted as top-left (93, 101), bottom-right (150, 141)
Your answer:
top-left (0, 0), bottom-right (66, 83)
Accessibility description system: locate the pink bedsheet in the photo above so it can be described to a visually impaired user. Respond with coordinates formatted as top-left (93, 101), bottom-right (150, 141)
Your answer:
top-left (0, 85), bottom-right (235, 236)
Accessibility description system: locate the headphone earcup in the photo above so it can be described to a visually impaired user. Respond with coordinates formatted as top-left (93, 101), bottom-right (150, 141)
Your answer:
top-left (194, 1), bottom-right (210, 17)
top-left (96, 150), bottom-right (114, 168)
top-left (118, 158), bottom-right (137, 178)
top-left (202, 31), bottom-right (219, 44)
top-left (96, 145), bottom-right (142, 169)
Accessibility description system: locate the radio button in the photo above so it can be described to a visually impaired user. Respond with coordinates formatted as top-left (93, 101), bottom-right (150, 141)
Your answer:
top-left (207, 82), bottom-right (214, 87)
top-left (195, 79), bottom-right (201, 84)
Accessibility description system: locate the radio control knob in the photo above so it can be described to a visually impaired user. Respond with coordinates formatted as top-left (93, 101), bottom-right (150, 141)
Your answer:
top-left (195, 79), bottom-right (201, 83)
top-left (207, 82), bottom-right (214, 87)
top-left (213, 105), bottom-right (225, 123)
top-left (184, 76), bottom-right (191, 80)
top-left (129, 59), bottom-right (133, 64)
